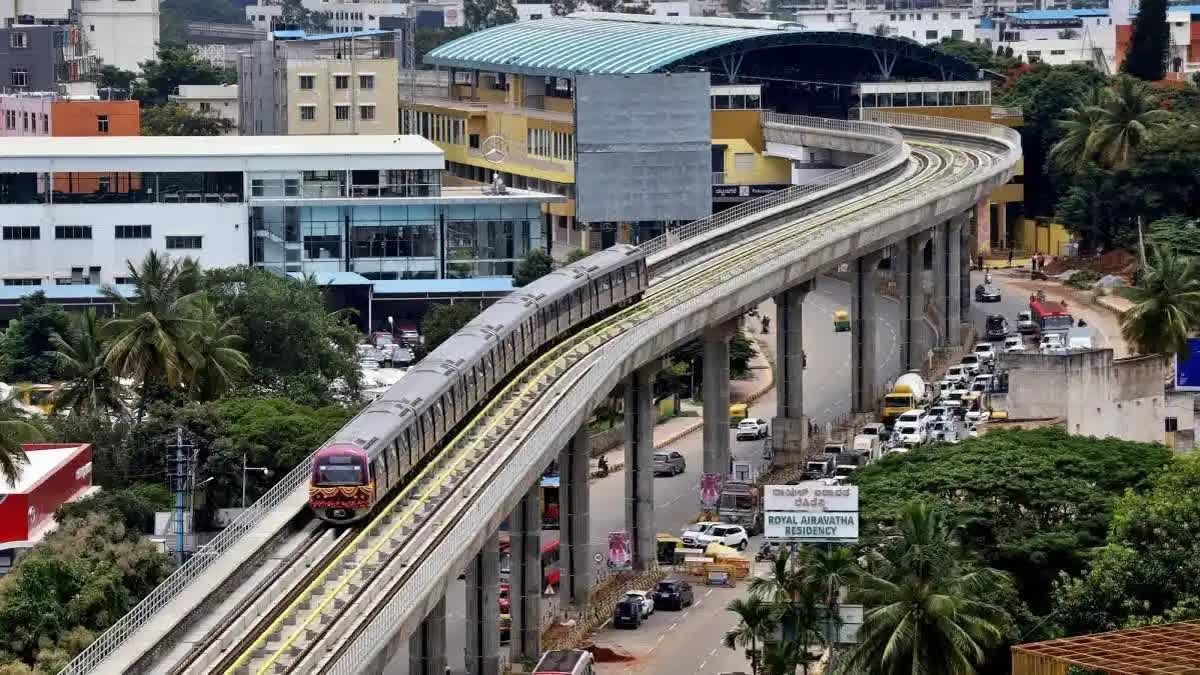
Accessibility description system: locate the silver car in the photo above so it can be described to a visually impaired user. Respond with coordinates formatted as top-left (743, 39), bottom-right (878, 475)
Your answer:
top-left (653, 451), bottom-right (686, 476)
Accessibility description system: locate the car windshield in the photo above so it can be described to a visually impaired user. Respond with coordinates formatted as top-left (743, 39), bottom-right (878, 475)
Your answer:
top-left (656, 582), bottom-right (677, 592)
top-left (975, 345), bottom-right (989, 353)
top-left (986, 317), bottom-right (1004, 329)
top-left (1018, 312), bottom-right (1031, 321)
top-left (1045, 315), bottom-right (1073, 330)
top-left (962, 356), bottom-right (978, 364)
top-left (654, 453), bottom-right (668, 462)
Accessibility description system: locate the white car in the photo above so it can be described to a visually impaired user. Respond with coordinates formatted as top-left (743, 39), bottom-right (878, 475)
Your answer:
top-left (896, 409), bottom-right (928, 430)
top-left (927, 406), bottom-right (948, 424)
top-left (1003, 336), bottom-right (1026, 353)
top-left (970, 374), bottom-right (994, 393)
top-left (929, 420), bottom-right (960, 444)
top-left (736, 418), bottom-right (769, 440)
top-left (1016, 310), bottom-right (1037, 335)
top-left (680, 521), bottom-right (722, 546)
top-left (973, 343), bottom-right (996, 364)
top-left (960, 354), bottom-right (983, 375)
top-left (691, 524), bottom-right (750, 550)
top-left (945, 365), bottom-right (969, 384)
top-left (895, 422), bottom-right (925, 446)
top-left (624, 590), bottom-right (654, 617)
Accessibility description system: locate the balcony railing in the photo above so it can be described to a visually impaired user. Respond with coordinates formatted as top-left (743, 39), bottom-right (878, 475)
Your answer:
top-left (250, 183), bottom-right (442, 200)
top-left (712, 172), bottom-right (726, 185)
top-left (990, 106), bottom-right (1023, 119)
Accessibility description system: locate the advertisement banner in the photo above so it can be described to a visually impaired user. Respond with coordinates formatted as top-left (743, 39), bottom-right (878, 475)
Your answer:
top-left (607, 530), bottom-right (631, 570)
top-left (764, 483), bottom-right (859, 512)
top-left (765, 511), bottom-right (859, 542)
top-left (699, 472), bottom-right (724, 508)
top-left (1175, 338), bottom-right (1200, 391)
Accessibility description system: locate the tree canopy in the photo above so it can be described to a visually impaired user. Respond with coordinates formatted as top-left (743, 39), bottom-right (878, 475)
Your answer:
top-left (141, 103), bottom-right (234, 136)
top-left (513, 249), bottom-right (555, 287)
top-left (135, 45), bottom-right (236, 105)
top-left (1122, 0), bottom-right (1169, 80)
top-left (852, 428), bottom-right (1171, 616)
top-left (0, 293), bottom-right (70, 384)
top-left (421, 303), bottom-right (482, 353)
top-left (463, 0), bottom-right (517, 30)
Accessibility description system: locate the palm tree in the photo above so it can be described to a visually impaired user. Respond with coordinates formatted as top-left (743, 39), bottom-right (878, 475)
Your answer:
top-left (1121, 245), bottom-right (1200, 357)
top-left (1048, 87), bottom-right (1108, 174)
top-left (802, 546), bottom-right (861, 648)
top-left (1090, 75), bottom-right (1170, 169)
top-left (760, 639), bottom-right (805, 675)
top-left (0, 385), bottom-right (38, 487)
top-left (48, 308), bottom-right (127, 418)
top-left (101, 251), bottom-right (203, 408)
top-left (186, 298), bottom-right (250, 401)
top-left (846, 501), bottom-right (1011, 675)
top-left (724, 595), bottom-right (779, 675)
top-left (749, 549), bottom-right (827, 674)
top-left (749, 548), bottom-right (809, 607)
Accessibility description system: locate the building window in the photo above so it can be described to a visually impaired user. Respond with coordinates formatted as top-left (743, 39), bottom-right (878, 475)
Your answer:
top-left (11, 68), bottom-right (27, 88)
top-left (55, 225), bottom-right (92, 240)
top-left (526, 127), bottom-right (574, 161)
top-left (530, 12), bottom-right (543, 18)
top-left (199, 101), bottom-right (211, 112)
top-left (114, 224), bottom-right (151, 239)
top-left (4, 110), bottom-right (13, 130)
top-left (951, 11), bottom-right (960, 18)
top-left (951, 29), bottom-right (963, 40)
top-left (1027, 50), bottom-right (1041, 62)
top-left (925, 30), bottom-right (938, 40)
top-left (40, 113), bottom-right (46, 133)
top-left (114, 276), bottom-right (135, 285)
top-left (10, 32), bottom-right (26, 48)
top-left (2, 226), bottom-right (39, 240)
top-left (335, 105), bottom-right (350, 121)
top-left (97, 114), bottom-right (109, 133)
top-left (334, 74), bottom-right (349, 89)
top-left (1166, 417), bottom-right (1179, 432)
top-left (1050, 49), bottom-right (1065, 55)
top-left (359, 74), bottom-right (374, 89)
top-left (166, 235), bottom-right (202, 249)
top-left (359, 104), bottom-right (375, 121)
top-left (299, 105), bottom-right (316, 120)
top-left (931, 12), bottom-right (938, 19)
top-left (3, 278), bottom-right (41, 286)
top-left (299, 74), bottom-right (314, 90)
top-left (22, 111), bottom-right (28, 130)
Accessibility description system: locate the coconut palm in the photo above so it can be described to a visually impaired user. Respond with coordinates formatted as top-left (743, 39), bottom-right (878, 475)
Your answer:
top-left (101, 251), bottom-right (203, 405)
top-left (0, 385), bottom-right (38, 487)
top-left (186, 298), bottom-right (250, 401)
top-left (723, 595), bottom-right (779, 675)
top-left (802, 546), bottom-right (861, 647)
top-left (1090, 75), bottom-right (1171, 169)
top-left (48, 308), bottom-right (127, 418)
top-left (846, 501), bottom-right (1011, 675)
top-left (1121, 244), bottom-right (1200, 357)
top-left (749, 548), bottom-right (809, 607)
top-left (1048, 87), bottom-right (1108, 174)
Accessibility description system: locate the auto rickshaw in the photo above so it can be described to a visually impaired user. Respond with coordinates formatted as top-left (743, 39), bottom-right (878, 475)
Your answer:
top-left (833, 309), bottom-right (851, 332)
top-left (657, 533), bottom-right (684, 566)
top-left (729, 403), bottom-right (748, 428)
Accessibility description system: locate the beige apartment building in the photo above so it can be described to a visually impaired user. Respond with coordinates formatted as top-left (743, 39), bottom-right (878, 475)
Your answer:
top-left (238, 30), bottom-right (400, 136)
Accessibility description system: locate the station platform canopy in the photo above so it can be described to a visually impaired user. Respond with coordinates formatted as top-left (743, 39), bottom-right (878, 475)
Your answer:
top-left (426, 13), bottom-right (979, 83)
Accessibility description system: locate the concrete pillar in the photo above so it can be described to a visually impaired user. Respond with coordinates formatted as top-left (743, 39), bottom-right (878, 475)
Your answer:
top-left (557, 428), bottom-right (591, 608)
top-left (509, 484), bottom-right (541, 664)
top-left (995, 201), bottom-right (1008, 250)
top-left (623, 362), bottom-right (659, 571)
top-left (408, 596), bottom-right (447, 675)
top-left (947, 216), bottom-right (964, 347)
top-left (960, 223), bottom-right (972, 324)
top-left (773, 281), bottom-right (812, 460)
top-left (465, 536), bottom-right (500, 675)
top-left (851, 251), bottom-right (886, 413)
top-left (932, 222), bottom-right (947, 347)
top-left (702, 319), bottom-right (737, 475)
top-left (900, 232), bottom-right (932, 372)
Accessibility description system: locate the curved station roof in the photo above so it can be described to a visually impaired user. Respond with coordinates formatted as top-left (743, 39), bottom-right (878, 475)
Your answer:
top-left (426, 13), bottom-right (979, 82)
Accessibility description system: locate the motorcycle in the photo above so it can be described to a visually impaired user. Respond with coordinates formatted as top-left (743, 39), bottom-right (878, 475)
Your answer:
top-left (596, 456), bottom-right (610, 478)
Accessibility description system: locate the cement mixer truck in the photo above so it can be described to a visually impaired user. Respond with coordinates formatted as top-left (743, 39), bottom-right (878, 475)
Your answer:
top-left (881, 372), bottom-right (927, 425)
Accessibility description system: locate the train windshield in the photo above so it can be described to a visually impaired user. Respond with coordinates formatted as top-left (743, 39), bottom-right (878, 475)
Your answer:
top-left (315, 455), bottom-right (367, 486)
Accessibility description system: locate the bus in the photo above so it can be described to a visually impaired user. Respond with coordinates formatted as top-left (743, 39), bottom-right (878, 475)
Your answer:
top-left (1029, 298), bottom-right (1073, 338)
top-left (498, 538), bottom-right (561, 591)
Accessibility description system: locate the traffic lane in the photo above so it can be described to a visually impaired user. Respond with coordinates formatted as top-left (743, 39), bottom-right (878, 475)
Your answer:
top-left (593, 583), bottom-right (753, 674)
top-left (969, 271), bottom-right (1036, 344)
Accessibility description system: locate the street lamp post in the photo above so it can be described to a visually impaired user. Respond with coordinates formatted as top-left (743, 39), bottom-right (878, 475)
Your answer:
top-left (242, 454), bottom-right (271, 508)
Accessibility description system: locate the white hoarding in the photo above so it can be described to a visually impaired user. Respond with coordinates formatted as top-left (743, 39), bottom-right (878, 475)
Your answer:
top-left (764, 482), bottom-right (859, 512)
top-left (765, 511), bottom-right (859, 541)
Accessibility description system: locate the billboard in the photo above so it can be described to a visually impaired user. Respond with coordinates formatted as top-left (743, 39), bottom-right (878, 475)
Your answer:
top-left (700, 472), bottom-right (724, 508)
top-left (607, 530), bottom-right (631, 570)
top-left (1175, 338), bottom-right (1200, 391)
top-left (765, 511), bottom-right (859, 541)
top-left (764, 483), bottom-right (858, 512)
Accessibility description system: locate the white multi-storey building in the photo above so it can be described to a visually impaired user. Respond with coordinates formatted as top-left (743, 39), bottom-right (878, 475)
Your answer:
top-left (0, 134), bottom-right (559, 288)
top-left (514, 0), bottom-right (696, 22)
top-left (169, 85), bottom-right (240, 135)
top-left (791, 7), bottom-right (978, 42)
top-left (244, 0), bottom-right (463, 31)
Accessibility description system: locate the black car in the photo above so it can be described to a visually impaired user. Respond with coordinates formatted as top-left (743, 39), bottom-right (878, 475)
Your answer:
top-left (650, 579), bottom-right (695, 610)
top-left (985, 315), bottom-right (1008, 340)
top-left (975, 284), bottom-right (1001, 302)
top-left (613, 598), bottom-right (643, 628)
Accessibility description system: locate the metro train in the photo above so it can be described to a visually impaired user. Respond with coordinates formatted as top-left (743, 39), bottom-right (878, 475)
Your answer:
top-left (308, 245), bottom-right (649, 523)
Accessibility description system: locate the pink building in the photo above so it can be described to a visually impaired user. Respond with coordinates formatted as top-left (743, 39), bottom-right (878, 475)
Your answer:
top-left (0, 92), bottom-right (54, 137)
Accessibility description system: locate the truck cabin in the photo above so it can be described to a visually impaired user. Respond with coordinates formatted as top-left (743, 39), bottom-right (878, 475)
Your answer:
top-left (833, 464), bottom-right (857, 478)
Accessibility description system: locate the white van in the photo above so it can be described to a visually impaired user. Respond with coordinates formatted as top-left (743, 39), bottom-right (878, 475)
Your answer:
top-left (1003, 336), bottom-right (1025, 353)
top-left (896, 409), bottom-right (929, 430)
top-left (896, 422), bottom-right (926, 446)
top-left (1039, 333), bottom-right (1064, 353)
top-left (852, 433), bottom-right (883, 461)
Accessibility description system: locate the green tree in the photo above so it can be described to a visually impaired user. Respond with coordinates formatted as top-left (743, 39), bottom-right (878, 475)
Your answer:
top-left (158, 0), bottom-right (248, 44)
top-left (185, 298), bottom-right (250, 401)
top-left (48, 309), bottom-right (127, 419)
top-left (414, 27), bottom-right (471, 65)
top-left (935, 38), bottom-right (1014, 71)
top-left (204, 267), bottom-right (361, 406)
top-left (1147, 216), bottom-right (1200, 258)
top-left (1089, 75), bottom-right (1170, 169)
top-left (141, 103), bottom-right (234, 136)
top-left (1122, 0), bottom-right (1169, 81)
top-left (1048, 87), bottom-right (1107, 174)
top-left (55, 483), bottom-right (172, 534)
top-left (1053, 164), bottom-right (1129, 250)
top-left (846, 502), bottom-right (1011, 675)
top-left (802, 546), bottom-right (860, 646)
top-left (0, 292), bottom-right (70, 383)
top-left (1055, 455), bottom-right (1200, 634)
top-left (722, 596), bottom-right (778, 675)
top-left (463, 0), bottom-right (517, 30)
top-left (279, 0), bottom-right (332, 32)
top-left (421, 303), bottom-right (482, 353)
top-left (550, 0), bottom-right (578, 15)
top-left (852, 427), bottom-right (1171, 616)
top-left (136, 45), bottom-right (236, 105)
top-left (513, 249), bottom-right (555, 287)
top-left (86, 65), bottom-right (137, 93)
top-left (565, 248), bottom-right (591, 263)
top-left (0, 387), bottom-right (36, 487)
top-left (102, 251), bottom-right (203, 408)
top-left (1119, 245), bottom-right (1200, 357)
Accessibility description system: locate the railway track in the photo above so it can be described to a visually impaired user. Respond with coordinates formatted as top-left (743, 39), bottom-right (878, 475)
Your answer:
top-left (206, 136), bottom-right (996, 674)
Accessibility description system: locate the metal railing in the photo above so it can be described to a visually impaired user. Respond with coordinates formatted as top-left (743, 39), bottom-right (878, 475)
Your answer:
top-left (324, 112), bottom-right (1021, 674)
top-left (58, 110), bottom-right (1018, 675)
top-left (639, 111), bottom-right (904, 259)
top-left (990, 106), bottom-right (1023, 119)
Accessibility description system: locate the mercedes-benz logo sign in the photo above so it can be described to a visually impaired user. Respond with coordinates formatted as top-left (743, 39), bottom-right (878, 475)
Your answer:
top-left (481, 135), bottom-right (509, 164)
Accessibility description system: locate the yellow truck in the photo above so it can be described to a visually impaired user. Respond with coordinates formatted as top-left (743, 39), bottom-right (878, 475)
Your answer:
top-left (881, 372), bottom-right (926, 425)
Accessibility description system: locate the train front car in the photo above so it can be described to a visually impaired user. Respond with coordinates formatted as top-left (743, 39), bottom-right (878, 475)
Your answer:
top-left (309, 443), bottom-right (375, 524)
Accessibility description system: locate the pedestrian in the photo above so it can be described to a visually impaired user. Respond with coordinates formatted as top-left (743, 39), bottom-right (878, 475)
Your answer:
top-left (1007, 249), bottom-right (1014, 267)
top-left (761, 316), bottom-right (770, 334)
top-left (977, 254), bottom-right (984, 270)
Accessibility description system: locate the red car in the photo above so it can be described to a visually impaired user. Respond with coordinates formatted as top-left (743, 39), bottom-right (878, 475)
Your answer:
top-left (499, 583), bottom-right (511, 613)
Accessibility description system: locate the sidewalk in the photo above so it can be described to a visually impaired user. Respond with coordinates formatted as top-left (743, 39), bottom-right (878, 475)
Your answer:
top-left (589, 331), bottom-right (776, 478)
top-left (991, 269), bottom-right (1131, 357)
